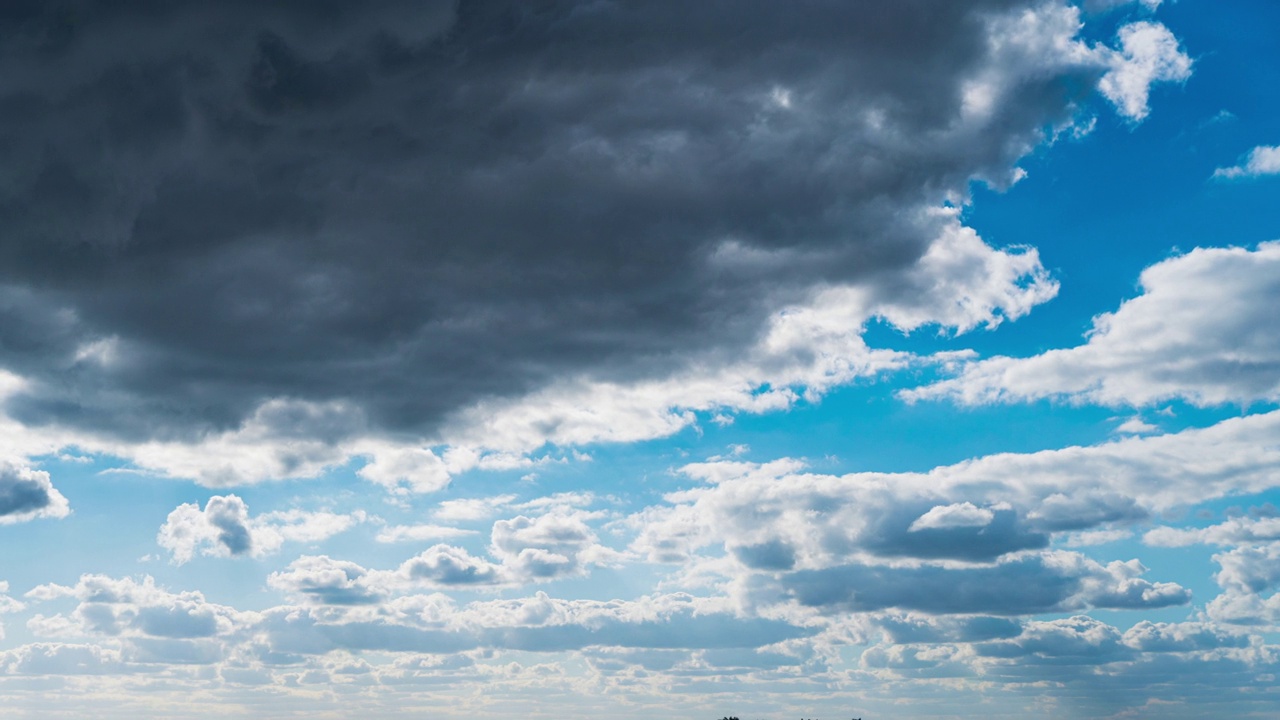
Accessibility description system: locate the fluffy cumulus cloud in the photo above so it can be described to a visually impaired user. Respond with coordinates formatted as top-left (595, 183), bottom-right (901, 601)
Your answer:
top-left (906, 243), bottom-right (1280, 407)
top-left (1214, 144), bottom-right (1280, 179)
top-left (157, 495), bottom-right (365, 564)
top-left (0, 460), bottom-right (69, 524)
top-left (21, 575), bottom-right (243, 667)
top-left (1097, 21), bottom-right (1192, 121)
top-left (0, 0), bottom-right (1189, 486)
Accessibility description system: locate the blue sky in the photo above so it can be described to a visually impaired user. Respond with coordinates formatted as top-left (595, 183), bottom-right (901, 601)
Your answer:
top-left (1, 1), bottom-right (1279, 718)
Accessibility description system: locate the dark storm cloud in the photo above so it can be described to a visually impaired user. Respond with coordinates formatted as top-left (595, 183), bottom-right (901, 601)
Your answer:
top-left (0, 0), bottom-right (1099, 442)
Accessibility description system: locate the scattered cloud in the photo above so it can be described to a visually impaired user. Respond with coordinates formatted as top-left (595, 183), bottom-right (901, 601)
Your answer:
top-left (1214, 145), bottom-right (1280, 179)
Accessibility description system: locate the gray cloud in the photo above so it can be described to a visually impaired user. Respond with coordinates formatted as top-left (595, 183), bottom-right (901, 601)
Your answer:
top-left (776, 552), bottom-right (1188, 616)
top-left (0, 462), bottom-right (69, 523)
top-left (0, 471), bottom-right (53, 517)
top-left (0, 0), bottom-right (1121, 446)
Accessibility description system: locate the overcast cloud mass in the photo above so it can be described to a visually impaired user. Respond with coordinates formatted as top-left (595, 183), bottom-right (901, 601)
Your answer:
top-left (1, 1), bottom-right (1278, 718)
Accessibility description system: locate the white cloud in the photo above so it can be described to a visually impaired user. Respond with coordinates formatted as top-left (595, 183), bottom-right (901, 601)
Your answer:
top-left (1084, 0), bottom-right (1163, 13)
top-left (397, 545), bottom-right (505, 587)
top-left (1207, 588), bottom-right (1280, 626)
top-left (1214, 145), bottom-right (1280, 179)
top-left (375, 524), bottom-right (479, 544)
top-left (433, 495), bottom-right (518, 522)
top-left (489, 509), bottom-right (624, 582)
top-left (909, 503), bottom-right (997, 532)
top-left (274, 507), bottom-right (624, 600)
top-left (1213, 544), bottom-right (1280, 595)
top-left (1122, 620), bottom-right (1248, 652)
top-left (1115, 416), bottom-right (1159, 435)
top-left (157, 495), bottom-right (365, 564)
top-left (0, 642), bottom-right (126, 675)
top-left (267, 555), bottom-right (384, 606)
top-left (1145, 516), bottom-right (1280, 547)
top-left (1204, 541), bottom-right (1280, 627)
top-left (906, 244), bottom-right (1280, 407)
top-left (23, 575), bottom-right (243, 647)
top-left (1098, 22), bottom-right (1192, 121)
top-left (1063, 528), bottom-right (1134, 547)
top-left (355, 445), bottom-right (452, 494)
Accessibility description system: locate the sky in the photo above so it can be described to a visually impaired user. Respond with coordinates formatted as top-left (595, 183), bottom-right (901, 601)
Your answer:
top-left (0, 1), bottom-right (1278, 718)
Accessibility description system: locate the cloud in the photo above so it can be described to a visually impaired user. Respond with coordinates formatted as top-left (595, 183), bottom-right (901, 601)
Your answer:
top-left (1084, 0), bottom-right (1163, 12)
top-left (908, 502), bottom-right (996, 532)
top-left (776, 553), bottom-right (1187, 616)
top-left (623, 412), bottom-right (1280, 622)
top-left (1201, 540), bottom-right (1280, 627)
top-left (1098, 21), bottom-right (1192, 121)
top-left (0, 643), bottom-right (126, 676)
top-left (1122, 621), bottom-right (1249, 653)
top-left (0, 460), bottom-right (69, 524)
top-left (157, 494), bottom-right (364, 564)
top-left (433, 495), bottom-right (518, 523)
top-left (1115, 416), bottom-right (1159, 435)
top-left (489, 509), bottom-right (623, 581)
top-left (905, 244), bottom-right (1280, 407)
top-left (23, 575), bottom-right (242, 659)
top-left (0, 1), bottom-right (1189, 484)
top-left (973, 615), bottom-right (1129, 660)
top-left (1145, 516), bottom-right (1280, 547)
top-left (1212, 544), bottom-right (1280, 595)
top-left (1214, 145), bottom-right (1280, 179)
top-left (399, 545), bottom-right (505, 587)
top-left (267, 555), bottom-right (385, 606)
top-left (375, 524), bottom-right (479, 544)
top-left (0, 582), bottom-right (22, 642)
top-left (274, 506), bottom-right (622, 598)
top-left (635, 411), bottom-right (1280, 573)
